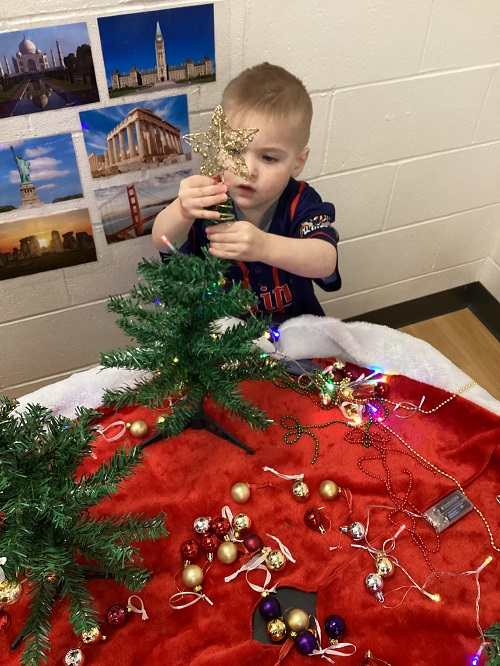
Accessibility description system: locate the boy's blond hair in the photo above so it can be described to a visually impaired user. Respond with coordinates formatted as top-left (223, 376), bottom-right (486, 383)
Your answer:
top-left (222, 62), bottom-right (313, 149)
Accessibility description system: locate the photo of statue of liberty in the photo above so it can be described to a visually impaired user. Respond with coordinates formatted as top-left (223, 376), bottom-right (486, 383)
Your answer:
top-left (10, 146), bottom-right (32, 184)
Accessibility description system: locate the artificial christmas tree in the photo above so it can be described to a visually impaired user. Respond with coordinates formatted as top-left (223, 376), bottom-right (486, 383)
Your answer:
top-left (0, 397), bottom-right (168, 665)
top-left (100, 248), bottom-right (283, 452)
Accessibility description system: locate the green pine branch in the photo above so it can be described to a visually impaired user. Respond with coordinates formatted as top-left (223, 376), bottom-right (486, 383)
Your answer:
top-left (485, 622), bottom-right (500, 666)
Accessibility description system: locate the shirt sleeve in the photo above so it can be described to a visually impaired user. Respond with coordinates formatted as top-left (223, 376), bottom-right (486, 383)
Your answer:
top-left (290, 185), bottom-right (341, 292)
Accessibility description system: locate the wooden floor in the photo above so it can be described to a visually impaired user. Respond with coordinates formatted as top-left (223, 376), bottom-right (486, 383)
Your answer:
top-left (398, 308), bottom-right (500, 400)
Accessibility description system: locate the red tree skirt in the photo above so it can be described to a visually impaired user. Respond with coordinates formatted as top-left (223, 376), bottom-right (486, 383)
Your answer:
top-left (2, 374), bottom-right (499, 666)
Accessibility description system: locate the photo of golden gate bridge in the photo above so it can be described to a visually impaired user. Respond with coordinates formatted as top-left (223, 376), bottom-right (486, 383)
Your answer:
top-left (95, 168), bottom-right (193, 243)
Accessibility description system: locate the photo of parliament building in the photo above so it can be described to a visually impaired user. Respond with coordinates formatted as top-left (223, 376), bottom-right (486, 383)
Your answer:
top-left (111, 22), bottom-right (213, 92)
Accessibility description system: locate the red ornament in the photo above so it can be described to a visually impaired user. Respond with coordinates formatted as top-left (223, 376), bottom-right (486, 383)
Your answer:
top-left (180, 539), bottom-right (200, 564)
top-left (343, 367), bottom-right (359, 381)
top-left (211, 516), bottom-right (230, 538)
top-left (0, 608), bottom-right (11, 636)
top-left (106, 603), bottom-right (128, 627)
top-left (352, 387), bottom-right (375, 400)
top-left (200, 533), bottom-right (219, 559)
top-left (374, 382), bottom-right (390, 398)
top-left (305, 508), bottom-right (326, 534)
top-left (332, 370), bottom-right (344, 383)
top-left (243, 533), bottom-right (264, 553)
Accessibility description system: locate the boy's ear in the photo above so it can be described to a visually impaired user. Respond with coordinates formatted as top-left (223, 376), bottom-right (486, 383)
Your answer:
top-left (292, 147), bottom-right (310, 177)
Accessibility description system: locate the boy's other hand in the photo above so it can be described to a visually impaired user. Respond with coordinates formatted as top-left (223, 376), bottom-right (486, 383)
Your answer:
top-left (206, 221), bottom-right (266, 262)
top-left (178, 175), bottom-right (227, 222)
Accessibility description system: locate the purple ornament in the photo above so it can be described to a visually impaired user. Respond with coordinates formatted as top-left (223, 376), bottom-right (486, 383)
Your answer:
top-left (295, 630), bottom-right (318, 655)
top-left (324, 614), bottom-right (346, 641)
top-left (258, 594), bottom-right (281, 620)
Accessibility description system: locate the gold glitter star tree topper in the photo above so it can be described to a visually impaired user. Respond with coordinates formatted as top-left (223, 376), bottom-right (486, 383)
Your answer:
top-left (183, 105), bottom-right (258, 180)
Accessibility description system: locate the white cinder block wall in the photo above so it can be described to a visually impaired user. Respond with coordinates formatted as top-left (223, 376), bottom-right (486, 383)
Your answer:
top-left (1, 0), bottom-right (499, 398)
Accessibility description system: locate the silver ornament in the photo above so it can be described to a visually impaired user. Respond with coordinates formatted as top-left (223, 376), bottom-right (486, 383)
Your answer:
top-left (365, 572), bottom-right (384, 601)
top-left (348, 521), bottom-right (366, 540)
top-left (193, 516), bottom-right (211, 534)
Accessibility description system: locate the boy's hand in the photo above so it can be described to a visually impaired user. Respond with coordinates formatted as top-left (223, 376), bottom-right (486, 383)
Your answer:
top-left (178, 175), bottom-right (227, 222)
top-left (206, 221), bottom-right (266, 262)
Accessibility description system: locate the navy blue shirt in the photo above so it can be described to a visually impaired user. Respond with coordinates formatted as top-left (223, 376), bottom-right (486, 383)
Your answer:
top-left (162, 178), bottom-right (341, 323)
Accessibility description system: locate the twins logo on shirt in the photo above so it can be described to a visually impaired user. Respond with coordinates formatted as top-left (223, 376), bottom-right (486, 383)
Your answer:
top-left (299, 214), bottom-right (335, 238)
top-left (259, 283), bottom-right (292, 312)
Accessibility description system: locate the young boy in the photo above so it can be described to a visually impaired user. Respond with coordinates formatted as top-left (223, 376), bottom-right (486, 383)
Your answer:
top-left (152, 62), bottom-right (341, 322)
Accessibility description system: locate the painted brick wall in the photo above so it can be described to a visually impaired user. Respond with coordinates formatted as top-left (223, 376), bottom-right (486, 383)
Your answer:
top-left (1, 0), bottom-right (499, 397)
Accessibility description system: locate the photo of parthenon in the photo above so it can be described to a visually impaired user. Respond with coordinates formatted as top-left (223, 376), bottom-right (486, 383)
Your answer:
top-left (79, 93), bottom-right (191, 179)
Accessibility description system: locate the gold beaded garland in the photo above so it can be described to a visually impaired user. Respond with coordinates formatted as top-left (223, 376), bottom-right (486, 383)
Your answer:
top-left (231, 482), bottom-right (251, 504)
top-left (127, 420), bottom-right (149, 438)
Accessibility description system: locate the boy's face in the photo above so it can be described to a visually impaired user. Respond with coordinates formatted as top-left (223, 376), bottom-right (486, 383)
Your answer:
top-left (223, 110), bottom-right (309, 224)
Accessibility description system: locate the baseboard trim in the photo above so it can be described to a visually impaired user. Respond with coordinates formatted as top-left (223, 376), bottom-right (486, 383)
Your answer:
top-left (344, 282), bottom-right (500, 341)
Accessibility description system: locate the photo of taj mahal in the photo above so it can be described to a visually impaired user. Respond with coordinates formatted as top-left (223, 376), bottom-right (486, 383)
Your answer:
top-left (98, 4), bottom-right (215, 99)
top-left (0, 23), bottom-right (99, 119)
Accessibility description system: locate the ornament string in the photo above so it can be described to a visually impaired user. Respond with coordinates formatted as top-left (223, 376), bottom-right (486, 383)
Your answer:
top-left (262, 466), bottom-right (304, 481)
top-left (245, 565), bottom-right (278, 594)
top-left (127, 595), bottom-right (148, 620)
top-left (95, 421), bottom-right (127, 442)
top-left (310, 616), bottom-right (357, 662)
top-left (168, 590), bottom-right (214, 609)
top-left (221, 505), bottom-right (237, 541)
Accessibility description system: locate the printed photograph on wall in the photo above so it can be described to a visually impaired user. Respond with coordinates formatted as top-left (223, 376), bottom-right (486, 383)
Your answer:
top-left (98, 4), bottom-right (215, 99)
top-left (0, 208), bottom-right (96, 281)
top-left (0, 23), bottom-right (99, 119)
top-left (95, 167), bottom-right (193, 244)
top-left (79, 93), bottom-right (191, 179)
top-left (0, 135), bottom-right (83, 213)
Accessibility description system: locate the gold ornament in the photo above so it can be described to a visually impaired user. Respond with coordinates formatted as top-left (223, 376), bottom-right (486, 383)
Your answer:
top-left (182, 563), bottom-right (204, 589)
top-left (266, 617), bottom-right (287, 642)
top-left (183, 105), bottom-right (258, 180)
top-left (217, 541), bottom-right (239, 565)
top-left (286, 608), bottom-right (310, 633)
top-left (82, 626), bottom-right (104, 643)
top-left (376, 555), bottom-right (395, 578)
top-left (231, 482), bottom-right (251, 504)
top-left (127, 420), bottom-right (149, 438)
top-left (0, 578), bottom-right (23, 605)
top-left (319, 480), bottom-right (341, 501)
top-left (291, 479), bottom-right (310, 502)
top-left (265, 549), bottom-right (287, 572)
top-left (232, 512), bottom-right (251, 538)
top-left (156, 415), bottom-right (166, 424)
